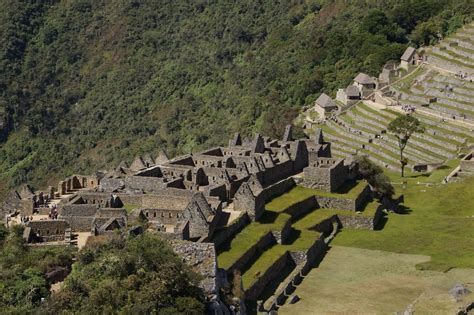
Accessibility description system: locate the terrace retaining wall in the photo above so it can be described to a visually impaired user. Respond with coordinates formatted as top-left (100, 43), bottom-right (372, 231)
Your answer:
top-left (338, 206), bottom-right (383, 230)
top-left (316, 184), bottom-right (370, 212)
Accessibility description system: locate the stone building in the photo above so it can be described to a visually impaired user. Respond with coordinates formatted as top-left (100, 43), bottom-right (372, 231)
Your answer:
top-left (24, 220), bottom-right (70, 243)
top-left (353, 72), bottom-right (377, 97)
top-left (336, 85), bottom-right (361, 106)
top-left (313, 93), bottom-right (338, 119)
top-left (378, 62), bottom-right (400, 85)
top-left (301, 157), bottom-right (349, 192)
top-left (400, 46), bottom-right (418, 71)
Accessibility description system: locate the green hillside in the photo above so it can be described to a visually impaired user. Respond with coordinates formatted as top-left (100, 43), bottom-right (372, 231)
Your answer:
top-left (1, 0), bottom-right (473, 194)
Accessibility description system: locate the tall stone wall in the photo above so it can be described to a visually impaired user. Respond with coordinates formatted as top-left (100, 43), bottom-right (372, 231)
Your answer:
top-left (261, 160), bottom-right (294, 186)
top-left (171, 241), bottom-right (220, 296)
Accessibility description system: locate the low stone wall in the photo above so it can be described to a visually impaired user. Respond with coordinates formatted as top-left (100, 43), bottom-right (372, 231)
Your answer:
top-left (338, 206), bottom-right (383, 230)
top-left (227, 232), bottom-right (276, 275)
top-left (317, 184), bottom-right (370, 212)
top-left (211, 212), bottom-right (251, 248)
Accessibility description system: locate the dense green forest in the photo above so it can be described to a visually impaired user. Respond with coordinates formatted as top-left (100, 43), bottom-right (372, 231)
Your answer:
top-left (0, 227), bottom-right (204, 313)
top-left (0, 0), bottom-right (473, 195)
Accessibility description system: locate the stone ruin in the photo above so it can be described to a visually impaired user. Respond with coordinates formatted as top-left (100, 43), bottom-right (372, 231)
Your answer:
top-left (1, 126), bottom-right (360, 312)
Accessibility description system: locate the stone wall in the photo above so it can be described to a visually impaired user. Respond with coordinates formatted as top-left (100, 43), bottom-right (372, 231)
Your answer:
top-left (205, 183), bottom-right (227, 200)
top-left (141, 208), bottom-right (182, 224)
top-left (338, 207), bottom-right (383, 230)
top-left (302, 158), bottom-right (348, 192)
top-left (171, 241), bottom-right (220, 295)
top-left (261, 160), bottom-right (293, 186)
top-left (234, 177), bottom-right (301, 221)
top-left (317, 184), bottom-right (370, 212)
top-left (260, 177), bottom-right (296, 202)
top-left (156, 221), bottom-right (189, 240)
top-left (124, 176), bottom-right (167, 192)
top-left (26, 220), bottom-right (69, 242)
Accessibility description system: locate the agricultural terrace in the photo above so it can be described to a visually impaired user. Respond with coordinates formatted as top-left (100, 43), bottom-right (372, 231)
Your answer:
top-left (217, 180), bottom-right (380, 291)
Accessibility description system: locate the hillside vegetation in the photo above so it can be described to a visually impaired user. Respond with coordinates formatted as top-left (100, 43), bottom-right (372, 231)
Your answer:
top-left (1, 0), bottom-right (473, 194)
top-left (0, 228), bottom-right (204, 313)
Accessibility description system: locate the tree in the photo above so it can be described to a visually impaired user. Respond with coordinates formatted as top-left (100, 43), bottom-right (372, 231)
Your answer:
top-left (388, 115), bottom-right (425, 177)
top-left (354, 156), bottom-right (394, 199)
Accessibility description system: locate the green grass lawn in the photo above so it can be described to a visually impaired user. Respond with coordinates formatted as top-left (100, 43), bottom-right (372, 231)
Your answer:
top-left (333, 171), bottom-right (474, 271)
top-left (279, 246), bottom-right (474, 315)
top-left (385, 158), bottom-right (459, 183)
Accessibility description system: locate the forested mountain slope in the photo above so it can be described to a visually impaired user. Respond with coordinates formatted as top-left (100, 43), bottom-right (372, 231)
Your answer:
top-left (0, 0), bottom-right (472, 194)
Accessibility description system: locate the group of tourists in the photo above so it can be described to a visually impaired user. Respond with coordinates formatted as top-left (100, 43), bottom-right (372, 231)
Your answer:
top-left (401, 104), bottom-right (416, 113)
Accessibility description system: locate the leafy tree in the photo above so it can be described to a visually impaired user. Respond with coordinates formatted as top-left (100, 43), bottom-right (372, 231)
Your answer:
top-left (41, 233), bottom-right (205, 314)
top-left (388, 115), bottom-right (425, 177)
top-left (354, 156), bottom-right (394, 199)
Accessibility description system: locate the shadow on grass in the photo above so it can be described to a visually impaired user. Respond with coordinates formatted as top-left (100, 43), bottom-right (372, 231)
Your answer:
top-left (396, 204), bottom-right (412, 215)
top-left (259, 211), bottom-right (279, 224)
top-left (284, 229), bottom-right (301, 245)
top-left (335, 180), bottom-right (358, 194)
top-left (374, 214), bottom-right (388, 231)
